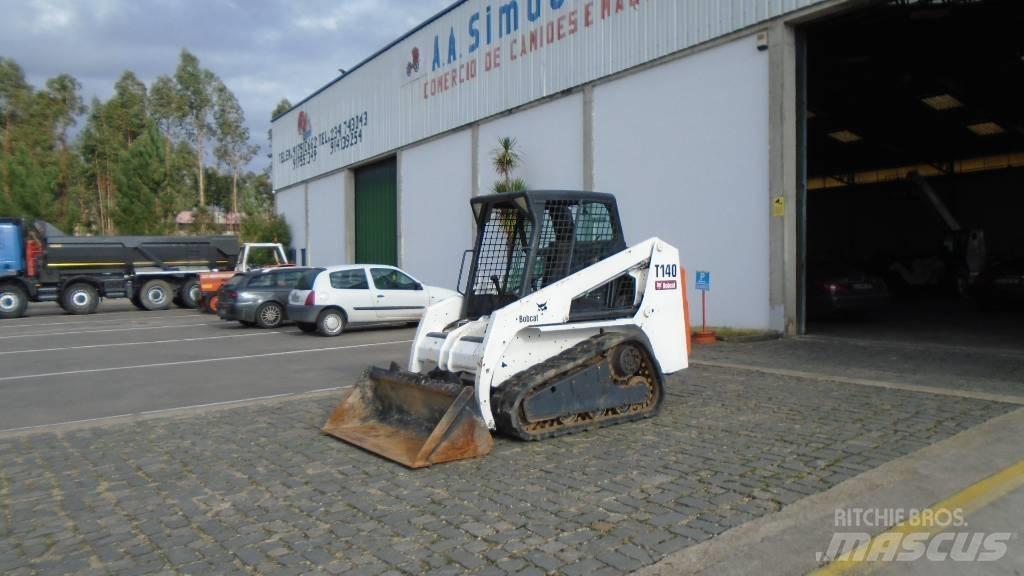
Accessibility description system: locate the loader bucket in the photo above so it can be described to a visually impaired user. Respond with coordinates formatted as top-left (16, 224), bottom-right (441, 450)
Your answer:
top-left (322, 366), bottom-right (494, 468)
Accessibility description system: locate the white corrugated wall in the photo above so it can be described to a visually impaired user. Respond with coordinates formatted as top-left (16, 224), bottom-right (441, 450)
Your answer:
top-left (272, 0), bottom-right (829, 191)
top-left (595, 34), bottom-right (772, 328)
top-left (399, 130), bottom-right (475, 290)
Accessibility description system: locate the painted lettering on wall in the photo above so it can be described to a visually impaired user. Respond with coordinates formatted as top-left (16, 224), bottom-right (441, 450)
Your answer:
top-left (278, 112), bottom-right (369, 170)
top-left (420, 0), bottom-right (645, 101)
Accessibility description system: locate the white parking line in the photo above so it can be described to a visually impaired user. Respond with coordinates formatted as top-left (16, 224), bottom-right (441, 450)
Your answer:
top-left (0, 386), bottom-right (352, 434)
top-left (0, 332), bottom-right (280, 355)
top-left (0, 413), bottom-right (136, 433)
top-left (138, 393), bottom-right (295, 414)
top-left (0, 322), bottom-right (220, 340)
top-left (0, 312), bottom-right (197, 330)
top-left (0, 339), bottom-right (414, 382)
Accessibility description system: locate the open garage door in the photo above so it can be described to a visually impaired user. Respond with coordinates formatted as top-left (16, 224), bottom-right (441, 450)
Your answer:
top-left (800, 0), bottom-right (1024, 346)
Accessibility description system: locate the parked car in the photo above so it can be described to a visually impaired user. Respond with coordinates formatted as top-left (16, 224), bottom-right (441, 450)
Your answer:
top-left (287, 265), bottom-right (459, 336)
top-left (217, 267), bottom-right (319, 328)
top-left (807, 263), bottom-right (889, 318)
top-left (972, 259), bottom-right (1024, 310)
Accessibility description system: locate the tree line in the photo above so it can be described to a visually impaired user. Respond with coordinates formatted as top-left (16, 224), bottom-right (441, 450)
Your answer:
top-left (0, 49), bottom-right (292, 245)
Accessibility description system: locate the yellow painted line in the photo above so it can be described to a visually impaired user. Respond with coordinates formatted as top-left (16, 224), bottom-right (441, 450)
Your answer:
top-left (48, 262), bottom-right (126, 267)
top-left (811, 458), bottom-right (1024, 575)
top-left (48, 259), bottom-right (233, 268)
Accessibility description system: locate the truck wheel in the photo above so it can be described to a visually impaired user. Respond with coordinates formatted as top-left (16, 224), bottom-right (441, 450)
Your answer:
top-left (296, 322), bottom-right (317, 333)
top-left (316, 309), bottom-right (346, 337)
top-left (0, 284), bottom-right (28, 319)
top-left (130, 292), bottom-right (147, 310)
top-left (62, 283), bottom-right (99, 315)
top-left (255, 302), bottom-right (284, 329)
top-left (140, 280), bottom-right (172, 311)
top-left (178, 279), bottom-right (201, 309)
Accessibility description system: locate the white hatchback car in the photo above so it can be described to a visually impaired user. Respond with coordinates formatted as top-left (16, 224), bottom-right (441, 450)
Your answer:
top-left (287, 265), bottom-right (459, 336)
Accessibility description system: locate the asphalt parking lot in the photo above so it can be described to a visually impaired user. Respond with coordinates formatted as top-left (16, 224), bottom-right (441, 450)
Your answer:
top-left (0, 302), bottom-right (416, 431)
top-left (1, 303), bottom-right (1023, 575)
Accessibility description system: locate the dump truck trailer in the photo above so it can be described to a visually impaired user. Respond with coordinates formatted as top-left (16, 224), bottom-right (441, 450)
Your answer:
top-left (0, 218), bottom-right (239, 319)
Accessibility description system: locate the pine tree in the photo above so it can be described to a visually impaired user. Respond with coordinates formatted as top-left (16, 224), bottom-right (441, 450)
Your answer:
top-left (112, 123), bottom-right (170, 234)
top-left (0, 58), bottom-right (31, 205)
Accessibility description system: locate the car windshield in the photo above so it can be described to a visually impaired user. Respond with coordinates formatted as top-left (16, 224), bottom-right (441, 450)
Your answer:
top-left (295, 268), bottom-right (325, 290)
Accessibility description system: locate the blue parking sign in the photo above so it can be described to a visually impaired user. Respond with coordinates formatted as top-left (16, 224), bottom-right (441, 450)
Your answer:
top-left (695, 271), bottom-right (711, 291)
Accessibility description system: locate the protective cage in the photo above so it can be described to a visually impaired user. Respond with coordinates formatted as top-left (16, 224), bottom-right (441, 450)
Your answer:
top-left (462, 191), bottom-right (628, 320)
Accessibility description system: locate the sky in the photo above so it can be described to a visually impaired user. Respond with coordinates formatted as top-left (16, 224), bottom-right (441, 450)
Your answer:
top-left (0, 0), bottom-right (453, 169)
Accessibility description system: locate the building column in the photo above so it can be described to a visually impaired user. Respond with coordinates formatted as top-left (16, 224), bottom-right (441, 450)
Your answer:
top-left (583, 85), bottom-right (595, 191)
top-left (344, 170), bottom-right (356, 263)
top-left (303, 182), bottom-right (311, 266)
top-left (768, 22), bottom-right (800, 335)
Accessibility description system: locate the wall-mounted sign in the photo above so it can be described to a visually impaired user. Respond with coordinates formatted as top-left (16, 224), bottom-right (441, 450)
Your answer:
top-left (271, 0), bottom-right (828, 190)
top-left (772, 196), bottom-right (785, 217)
top-left (277, 111), bottom-right (370, 171)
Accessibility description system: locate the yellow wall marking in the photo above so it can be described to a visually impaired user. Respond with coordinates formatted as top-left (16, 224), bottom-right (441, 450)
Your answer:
top-left (772, 196), bottom-right (786, 217)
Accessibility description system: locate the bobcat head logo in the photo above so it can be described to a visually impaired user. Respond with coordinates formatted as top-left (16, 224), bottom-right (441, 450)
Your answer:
top-left (537, 302), bottom-right (548, 312)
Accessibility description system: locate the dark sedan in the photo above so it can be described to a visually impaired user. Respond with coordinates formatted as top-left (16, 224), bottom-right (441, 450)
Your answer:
top-left (973, 259), bottom-right (1024, 310)
top-left (217, 267), bottom-right (320, 328)
top-left (807, 264), bottom-right (889, 319)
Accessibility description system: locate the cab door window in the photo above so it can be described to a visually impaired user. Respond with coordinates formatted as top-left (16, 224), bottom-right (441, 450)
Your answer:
top-left (370, 268), bottom-right (418, 290)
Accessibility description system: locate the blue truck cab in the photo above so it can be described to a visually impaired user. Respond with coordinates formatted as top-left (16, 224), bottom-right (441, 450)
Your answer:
top-left (0, 218), bottom-right (30, 319)
top-left (0, 218), bottom-right (25, 276)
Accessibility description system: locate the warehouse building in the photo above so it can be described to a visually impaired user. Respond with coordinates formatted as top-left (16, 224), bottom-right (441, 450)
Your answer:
top-left (272, 0), bottom-right (1024, 335)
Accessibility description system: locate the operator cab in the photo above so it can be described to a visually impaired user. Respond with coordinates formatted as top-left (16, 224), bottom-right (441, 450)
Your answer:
top-left (462, 191), bottom-right (632, 321)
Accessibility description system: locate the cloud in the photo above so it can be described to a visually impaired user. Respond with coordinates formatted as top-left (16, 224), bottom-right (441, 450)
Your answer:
top-left (0, 0), bottom-right (452, 169)
top-left (27, 0), bottom-right (76, 33)
top-left (292, 0), bottom-right (380, 32)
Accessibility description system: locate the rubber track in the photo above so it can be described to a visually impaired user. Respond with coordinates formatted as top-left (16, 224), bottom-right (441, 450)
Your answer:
top-left (492, 332), bottom-right (663, 441)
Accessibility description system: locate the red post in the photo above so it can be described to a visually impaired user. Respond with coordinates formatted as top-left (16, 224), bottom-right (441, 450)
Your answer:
top-left (702, 291), bottom-right (707, 333)
top-left (694, 279), bottom-right (717, 345)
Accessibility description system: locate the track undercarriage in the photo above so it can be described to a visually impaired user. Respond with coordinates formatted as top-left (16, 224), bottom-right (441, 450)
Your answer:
top-left (493, 332), bottom-right (665, 441)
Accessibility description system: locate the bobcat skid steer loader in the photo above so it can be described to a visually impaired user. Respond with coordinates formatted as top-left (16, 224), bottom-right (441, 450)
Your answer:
top-left (323, 191), bottom-right (690, 467)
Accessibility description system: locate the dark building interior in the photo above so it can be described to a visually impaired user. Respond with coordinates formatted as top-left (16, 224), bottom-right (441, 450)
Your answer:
top-left (802, 0), bottom-right (1024, 340)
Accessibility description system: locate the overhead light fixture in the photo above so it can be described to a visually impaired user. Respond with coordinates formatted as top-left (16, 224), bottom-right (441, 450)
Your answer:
top-left (921, 94), bottom-right (962, 111)
top-left (828, 130), bottom-right (862, 144)
top-left (967, 122), bottom-right (1005, 136)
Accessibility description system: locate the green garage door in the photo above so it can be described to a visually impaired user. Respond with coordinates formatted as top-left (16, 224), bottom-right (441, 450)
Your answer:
top-left (354, 157), bottom-right (398, 265)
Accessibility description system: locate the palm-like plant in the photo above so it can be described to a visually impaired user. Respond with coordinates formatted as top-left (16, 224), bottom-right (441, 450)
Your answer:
top-left (491, 137), bottom-right (527, 194)
top-left (488, 137), bottom-right (529, 293)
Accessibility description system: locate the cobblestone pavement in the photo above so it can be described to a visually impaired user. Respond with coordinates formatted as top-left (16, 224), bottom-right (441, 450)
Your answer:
top-left (0, 365), bottom-right (1014, 576)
